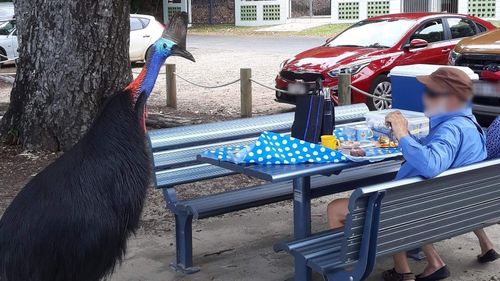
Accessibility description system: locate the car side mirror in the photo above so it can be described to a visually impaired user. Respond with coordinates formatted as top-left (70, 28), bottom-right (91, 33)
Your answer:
top-left (404, 39), bottom-right (429, 50)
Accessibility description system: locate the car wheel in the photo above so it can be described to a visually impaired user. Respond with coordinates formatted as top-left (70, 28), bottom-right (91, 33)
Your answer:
top-left (145, 46), bottom-right (154, 62)
top-left (368, 74), bottom-right (392, 111)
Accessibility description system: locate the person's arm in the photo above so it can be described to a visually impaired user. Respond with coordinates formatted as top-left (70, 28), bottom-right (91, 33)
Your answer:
top-left (399, 125), bottom-right (461, 178)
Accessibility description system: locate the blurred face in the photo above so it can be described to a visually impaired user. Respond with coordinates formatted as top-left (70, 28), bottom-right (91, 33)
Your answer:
top-left (422, 88), bottom-right (464, 117)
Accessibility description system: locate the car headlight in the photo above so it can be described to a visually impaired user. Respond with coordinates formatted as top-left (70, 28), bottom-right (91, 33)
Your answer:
top-left (327, 62), bottom-right (370, 78)
top-left (448, 50), bottom-right (461, 65)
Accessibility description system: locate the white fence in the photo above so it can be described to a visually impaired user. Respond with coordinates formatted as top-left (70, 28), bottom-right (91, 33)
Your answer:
top-left (235, 0), bottom-right (288, 26)
top-left (332, 0), bottom-right (500, 23)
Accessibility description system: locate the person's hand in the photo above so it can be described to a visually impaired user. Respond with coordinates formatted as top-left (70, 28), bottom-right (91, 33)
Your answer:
top-left (385, 111), bottom-right (409, 140)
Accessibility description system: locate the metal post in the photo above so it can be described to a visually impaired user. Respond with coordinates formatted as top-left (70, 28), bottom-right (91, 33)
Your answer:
top-left (166, 64), bottom-right (177, 109)
top-left (240, 68), bottom-right (252, 118)
top-left (309, 0), bottom-right (313, 17)
top-left (293, 176), bottom-right (312, 281)
top-left (208, 0), bottom-right (213, 24)
top-left (338, 73), bottom-right (352, 106)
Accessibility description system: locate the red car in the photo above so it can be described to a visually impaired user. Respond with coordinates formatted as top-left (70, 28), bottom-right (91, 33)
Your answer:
top-left (275, 13), bottom-right (496, 110)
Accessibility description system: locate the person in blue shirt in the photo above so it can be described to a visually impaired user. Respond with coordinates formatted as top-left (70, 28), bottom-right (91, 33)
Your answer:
top-left (487, 117), bottom-right (500, 160)
top-left (327, 68), bottom-right (498, 281)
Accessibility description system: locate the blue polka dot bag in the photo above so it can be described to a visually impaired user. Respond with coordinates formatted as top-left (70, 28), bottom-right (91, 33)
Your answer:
top-left (202, 131), bottom-right (348, 165)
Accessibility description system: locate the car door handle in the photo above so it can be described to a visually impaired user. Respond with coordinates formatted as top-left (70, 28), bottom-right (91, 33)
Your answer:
top-left (442, 48), bottom-right (452, 53)
top-left (143, 35), bottom-right (150, 38)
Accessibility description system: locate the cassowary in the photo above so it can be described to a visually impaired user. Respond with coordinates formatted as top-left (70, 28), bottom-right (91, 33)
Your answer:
top-left (0, 12), bottom-right (194, 281)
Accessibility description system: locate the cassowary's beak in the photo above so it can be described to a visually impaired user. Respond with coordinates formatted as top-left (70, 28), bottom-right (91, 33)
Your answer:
top-left (171, 45), bottom-right (195, 62)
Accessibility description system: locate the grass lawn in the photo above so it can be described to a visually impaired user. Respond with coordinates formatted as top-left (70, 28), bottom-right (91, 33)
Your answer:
top-left (189, 23), bottom-right (351, 38)
top-left (489, 20), bottom-right (500, 27)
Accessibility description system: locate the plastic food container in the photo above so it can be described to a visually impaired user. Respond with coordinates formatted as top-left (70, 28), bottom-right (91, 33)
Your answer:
top-left (365, 109), bottom-right (429, 139)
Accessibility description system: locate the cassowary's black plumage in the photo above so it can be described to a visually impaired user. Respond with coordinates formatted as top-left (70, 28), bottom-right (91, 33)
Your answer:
top-left (0, 91), bottom-right (150, 281)
top-left (0, 12), bottom-right (194, 281)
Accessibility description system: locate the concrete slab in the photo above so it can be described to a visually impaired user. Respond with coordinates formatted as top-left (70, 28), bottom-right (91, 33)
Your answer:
top-left (112, 195), bottom-right (500, 281)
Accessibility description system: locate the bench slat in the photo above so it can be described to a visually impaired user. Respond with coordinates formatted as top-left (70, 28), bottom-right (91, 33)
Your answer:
top-left (155, 164), bottom-right (234, 188)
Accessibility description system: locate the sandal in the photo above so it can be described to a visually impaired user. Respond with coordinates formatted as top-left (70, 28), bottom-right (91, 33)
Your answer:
top-left (477, 249), bottom-right (500, 264)
top-left (383, 268), bottom-right (416, 281)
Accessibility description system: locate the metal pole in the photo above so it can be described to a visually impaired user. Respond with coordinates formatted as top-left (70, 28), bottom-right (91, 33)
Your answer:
top-left (338, 73), bottom-right (352, 105)
top-left (166, 64), bottom-right (177, 109)
top-left (309, 0), bottom-right (313, 17)
top-left (240, 68), bottom-right (252, 118)
top-left (208, 0), bottom-right (213, 24)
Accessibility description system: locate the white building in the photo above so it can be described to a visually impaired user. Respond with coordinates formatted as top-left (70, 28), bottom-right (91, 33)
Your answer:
top-left (163, 0), bottom-right (500, 26)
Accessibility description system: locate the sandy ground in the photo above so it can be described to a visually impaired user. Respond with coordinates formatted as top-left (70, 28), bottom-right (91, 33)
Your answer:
top-left (111, 196), bottom-right (500, 281)
top-left (1, 35), bottom-right (499, 281)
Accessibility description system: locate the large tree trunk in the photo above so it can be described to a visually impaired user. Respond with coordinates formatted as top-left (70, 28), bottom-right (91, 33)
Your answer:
top-left (0, 0), bottom-right (132, 151)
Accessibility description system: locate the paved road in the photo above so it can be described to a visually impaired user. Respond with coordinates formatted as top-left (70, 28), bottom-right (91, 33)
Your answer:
top-left (188, 35), bottom-right (326, 55)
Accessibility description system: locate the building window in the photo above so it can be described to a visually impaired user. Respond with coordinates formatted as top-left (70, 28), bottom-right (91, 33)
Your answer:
top-left (338, 2), bottom-right (359, 20)
top-left (367, 1), bottom-right (390, 18)
top-left (241, 5), bottom-right (257, 21)
top-left (468, 0), bottom-right (496, 18)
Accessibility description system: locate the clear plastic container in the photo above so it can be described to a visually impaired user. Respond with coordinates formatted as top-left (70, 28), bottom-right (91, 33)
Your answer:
top-left (365, 109), bottom-right (429, 139)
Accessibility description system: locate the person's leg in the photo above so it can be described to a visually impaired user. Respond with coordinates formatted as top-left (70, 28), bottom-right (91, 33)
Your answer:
top-left (393, 252), bottom-right (413, 273)
top-left (326, 198), bottom-right (349, 229)
top-left (475, 228), bottom-right (499, 263)
top-left (475, 229), bottom-right (494, 255)
top-left (382, 253), bottom-right (415, 281)
top-left (419, 244), bottom-right (447, 277)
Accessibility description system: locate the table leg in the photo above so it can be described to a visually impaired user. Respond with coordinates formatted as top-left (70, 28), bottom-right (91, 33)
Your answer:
top-left (293, 176), bottom-right (312, 281)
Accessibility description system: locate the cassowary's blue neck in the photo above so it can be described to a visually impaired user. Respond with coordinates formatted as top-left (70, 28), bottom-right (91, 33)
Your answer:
top-left (126, 45), bottom-right (170, 101)
top-left (139, 52), bottom-right (167, 95)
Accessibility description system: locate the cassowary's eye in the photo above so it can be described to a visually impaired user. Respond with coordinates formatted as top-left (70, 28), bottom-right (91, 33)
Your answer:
top-left (163, 43), bottom-right (168, 49)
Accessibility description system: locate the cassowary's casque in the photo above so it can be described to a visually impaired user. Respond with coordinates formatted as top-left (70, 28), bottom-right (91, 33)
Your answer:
top-left (0, 12), bottom-right (194, 281)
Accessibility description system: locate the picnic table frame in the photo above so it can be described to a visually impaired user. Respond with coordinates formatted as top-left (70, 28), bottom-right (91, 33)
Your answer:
top-left (198, 155), bottom-right (399, 281)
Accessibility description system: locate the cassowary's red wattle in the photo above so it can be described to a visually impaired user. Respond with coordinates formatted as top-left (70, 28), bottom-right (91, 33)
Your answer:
top-left (0, 12), bottom-right (194, 281)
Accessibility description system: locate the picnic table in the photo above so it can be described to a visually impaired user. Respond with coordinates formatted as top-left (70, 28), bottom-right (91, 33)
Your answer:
top-left (197, 154), bottom-right (401, 281)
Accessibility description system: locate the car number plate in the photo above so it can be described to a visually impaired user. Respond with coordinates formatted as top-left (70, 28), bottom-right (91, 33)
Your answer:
top-left (288, 83), bottom-right (307, 95)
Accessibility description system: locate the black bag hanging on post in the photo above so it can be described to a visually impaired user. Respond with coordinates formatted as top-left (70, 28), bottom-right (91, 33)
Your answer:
top-left (291, 79), bottom-right (325, 143)
top-left (321, 87), bottom-right (335, 136)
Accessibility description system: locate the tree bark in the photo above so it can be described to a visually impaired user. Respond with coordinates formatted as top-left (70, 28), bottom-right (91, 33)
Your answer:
top-left (0, 0), bottom-right (132, 151)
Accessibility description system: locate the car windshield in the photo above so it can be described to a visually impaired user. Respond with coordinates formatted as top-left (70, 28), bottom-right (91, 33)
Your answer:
top-left (0, 20), bottom-right (15, 36)
top-left (327, 19), bottom-right (416, 48)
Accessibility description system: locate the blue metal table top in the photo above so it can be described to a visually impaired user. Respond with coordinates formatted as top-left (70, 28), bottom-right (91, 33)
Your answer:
top-left (197, 155), bottom-right (399, 182)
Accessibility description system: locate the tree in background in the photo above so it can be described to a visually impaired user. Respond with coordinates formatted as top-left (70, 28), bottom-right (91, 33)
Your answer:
top-left (0, 0), bottom-right (132, 151)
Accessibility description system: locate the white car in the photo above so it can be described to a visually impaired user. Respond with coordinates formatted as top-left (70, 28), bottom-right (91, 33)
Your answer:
top-left (0, 12), bottom-right (165, 63)
top-left (0, 19), bottom-right (17, 63)
top-left (129, 14), bottom-right (165, 62)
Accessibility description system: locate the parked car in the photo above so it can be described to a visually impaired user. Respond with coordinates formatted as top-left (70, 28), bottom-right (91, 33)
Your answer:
top-left (0, 2), bottom-right (15, 63)
top-left (449, 28), bottom-right (500, 125)
top-left (129, 14), bottom-right (165, 62)
top-left (0, 13), bottom-right (165, 63)
top-left (275, 13), bottom-right (495, 110)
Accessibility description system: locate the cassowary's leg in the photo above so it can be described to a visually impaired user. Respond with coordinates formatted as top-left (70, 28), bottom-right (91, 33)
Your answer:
top-left (170, 213), bottom-right (199, 274)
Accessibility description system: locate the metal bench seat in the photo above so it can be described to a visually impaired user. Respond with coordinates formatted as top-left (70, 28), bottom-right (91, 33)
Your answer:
top-left (280, 159), bottom-right (500, 281)
top-left (147, 104), bottom-right (374, 273)
top-left (148, 104), bottom-right (368, 152)
top-left (175, 161), bottom-right (401, 220)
